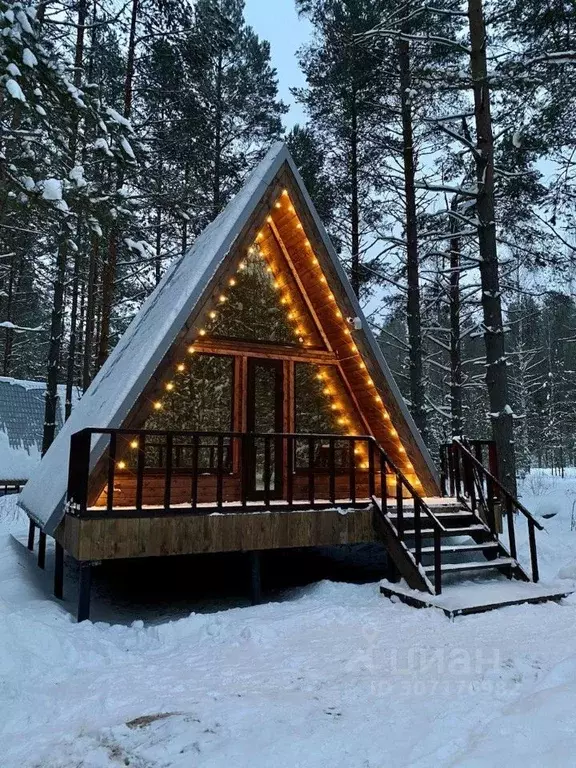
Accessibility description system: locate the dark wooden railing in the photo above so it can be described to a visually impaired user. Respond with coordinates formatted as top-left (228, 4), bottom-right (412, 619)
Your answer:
top-left (440, 438), bottom-right (543, 582)
top-left (66, 427), bottom-right (448, 594)
top-left (371, 442), bottom-right (446, 595)
top-left (66, 428), bottom-right (385, 516)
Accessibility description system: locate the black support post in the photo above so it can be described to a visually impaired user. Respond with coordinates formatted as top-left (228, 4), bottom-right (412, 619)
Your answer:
top-left (54, 542), bottom-right (64, 599)
top-left (27, 519), bottom-right (35, 551)
top-left (77, 562), bottom-right (92, 622)
top-left (250, 551), bottom-right (262, 606)
top-left (37, 530), bottom-right (46, 569)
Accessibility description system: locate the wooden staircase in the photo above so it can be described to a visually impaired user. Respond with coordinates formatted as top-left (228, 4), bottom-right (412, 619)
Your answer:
top-left (371, 439), bottom-right (543, 599)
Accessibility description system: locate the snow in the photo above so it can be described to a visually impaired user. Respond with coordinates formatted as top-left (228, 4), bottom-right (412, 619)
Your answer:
top-left (22, 47), bottom-right (37, 67)
top-left (92, 137), bottom-right (113, 157)
top-left (69, 165), bottom-right (87, 188)
top-left (105, 107), bottom-right (133, 131)
top-left (120, 136), bottom-right (136, 160)
top-left (15, 9), bottom-right (34, 35)
top-left (41, 178), bottom-right (63, 201)
top-left (4, 470), bottom-right (576, 766)
top-left (5, 78), bottom-right (25, 102)
top-left (0, 320), bottom-right (41, 332)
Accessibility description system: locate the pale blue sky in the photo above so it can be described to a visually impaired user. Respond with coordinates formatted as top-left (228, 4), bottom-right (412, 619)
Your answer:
top-left (243, 0), bottom-right (311, 128)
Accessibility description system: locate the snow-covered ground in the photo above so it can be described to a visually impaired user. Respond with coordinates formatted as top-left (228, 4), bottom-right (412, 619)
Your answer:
top-left (2, 471), bottom-right (576, 767)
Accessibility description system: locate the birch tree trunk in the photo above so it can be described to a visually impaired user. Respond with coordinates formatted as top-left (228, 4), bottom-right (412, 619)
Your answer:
top-left (468, 0), bottom-right (516, 491)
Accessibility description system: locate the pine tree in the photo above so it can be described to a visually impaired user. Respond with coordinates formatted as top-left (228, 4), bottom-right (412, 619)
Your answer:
top-left (295, 0), bottom-right (393, 297)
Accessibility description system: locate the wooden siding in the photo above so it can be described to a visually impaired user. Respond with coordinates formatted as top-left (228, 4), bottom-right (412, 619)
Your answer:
top-left (59, 506), bottom-right (377, 561)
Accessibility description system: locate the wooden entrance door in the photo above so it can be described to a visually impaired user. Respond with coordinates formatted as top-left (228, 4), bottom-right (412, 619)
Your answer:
top-left (246, 358), bottom-right (284, 500)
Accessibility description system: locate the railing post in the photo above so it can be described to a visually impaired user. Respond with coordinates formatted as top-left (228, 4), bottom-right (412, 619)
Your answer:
top-left (240, 433), bottom-right (250, 508)
top-left (216, 434), bottom-right (224, 509)
top-left (135, 434), bottom-right (146, 512)
top-left (440, 445), bottom-right (447, 496)
top-left (505, 495), bottom-right (517, 560)
top-left (106, 432), bottom-right (117, 514)
top-left (528, 519), bottom-right (539, 582)
top-left (396, 474), bottom-right (404, 538)
top-left (263, 435), bottom-right (271, 506)
top-left (414, 498), bottom-right (422, 563)
top-left (67, 429), bottom-right (92, 516)
top-left (453, 443), bottom-right (462, 497)
top-left (349, 439), bottom-right (357, 503)
top-left (448, 444), bottom-right (455, 496)
top-left (485, 476), bottom-right (497, 534)
top-left (379, 448), bottom-right (386, 503)
top-left (434, 528), bottom-right (442, 595)
top-left (286, 436), bottom-right (294, 506)
top-left (368, 439), bottom-right (375, 498)
top-left (308, 436), bottom-right (315, 507)
top-left (164, 432), bottom-right (173, 511)
top-left (328, 437), bottom-right (336, 504)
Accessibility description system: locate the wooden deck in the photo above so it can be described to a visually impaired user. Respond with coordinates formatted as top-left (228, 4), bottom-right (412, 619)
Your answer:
top-left (57, 502), bottom-right (378, 561)
top-left (56, 496), bottom-right (466, 562)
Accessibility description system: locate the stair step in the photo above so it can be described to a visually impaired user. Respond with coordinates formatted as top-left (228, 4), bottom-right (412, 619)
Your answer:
top-left (424, 557), bottom-right (516, 574)
top-left (388, 510), bottom-right (469, 518)
top-left (389, 513), bottom-right (475, 527)
top-left (402, 524), bottom-right (487, 536)
top-left (412, 542), bottom-right (499, 555)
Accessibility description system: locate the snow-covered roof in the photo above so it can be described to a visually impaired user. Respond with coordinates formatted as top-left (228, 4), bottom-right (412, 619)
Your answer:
top-left (0, 377), bottom-right (79, 482)
top-left (20, 142), bottom-right (438, 534)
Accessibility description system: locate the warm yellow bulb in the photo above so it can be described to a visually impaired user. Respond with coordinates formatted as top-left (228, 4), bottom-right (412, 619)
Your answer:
top-left (219, 295), bottom-right (227, 303)
top-left (280, 297), bottom-right (289, 305)
top-left (257, 231), bottom-right (264, 240)
top-left (297, 222), bottom-right (303, 230)
top-left (312, 258), bottom-right (319, 266)
top-left (177, 363), bottom-right (185, 372)
top-left (188, 346), bottom-right (196, 354)
top-left (229, 278), bottom-right (237, 287)
top-left (316, 373), bottom-right (324, 381)
top-left (266, 266), bottom-right (273, 274)
top-left (320, 276), bottom-right (327, 283)
top-left (198, 329), bottom-right (207, 336)
top-left (275, 201), bottom-right (281, 208)
top-left (282, 189), bottom-right (288, 196)
top-left (165, 382), bottom-right (174, 391)
top-left (273, 281), bottom-right (280, 290)
top-left (153, 401), bottom-right (162, 410)
top-left (345, 329), bottom-right (351, 336)
top-left (130, 440), bottom-right (138, 449)
top-left (238, 261), bottom-right (246, 270)
top-left (117, 460), bottom-right (126, 470)
top-left (267, 216), bottom-right (273, 223)
top-left (323, 387), bottom-right (332, 395)
top-left (288, 311), bottom-right (297, 320)
top-left (209, 311), bottom-right (217, 319)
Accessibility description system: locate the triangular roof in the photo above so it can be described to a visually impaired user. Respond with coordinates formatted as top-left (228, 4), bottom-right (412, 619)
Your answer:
top-left (21, 142), bottom-right (438, 534)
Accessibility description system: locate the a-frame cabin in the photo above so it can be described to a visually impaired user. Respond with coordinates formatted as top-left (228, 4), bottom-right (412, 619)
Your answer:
top-left (20, 143), bottom-right (550, 620)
